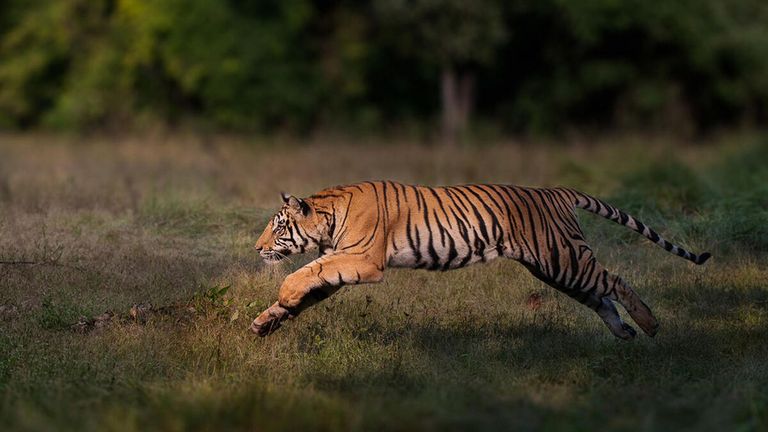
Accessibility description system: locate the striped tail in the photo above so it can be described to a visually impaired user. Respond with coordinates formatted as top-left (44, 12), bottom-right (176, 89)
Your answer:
top-left (564, 189), bottom-right (712, 265)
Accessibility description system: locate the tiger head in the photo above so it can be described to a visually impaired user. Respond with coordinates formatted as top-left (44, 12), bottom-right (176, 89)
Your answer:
top-left (254, 193), bottom-right (325, 264)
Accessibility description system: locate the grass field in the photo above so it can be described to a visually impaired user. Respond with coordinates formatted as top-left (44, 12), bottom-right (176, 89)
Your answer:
top-left (1, 132), bottom-right (767, 431)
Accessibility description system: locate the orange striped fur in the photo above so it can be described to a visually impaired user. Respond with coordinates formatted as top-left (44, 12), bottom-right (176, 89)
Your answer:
top-left (251, 181), bottom-right (710, 339)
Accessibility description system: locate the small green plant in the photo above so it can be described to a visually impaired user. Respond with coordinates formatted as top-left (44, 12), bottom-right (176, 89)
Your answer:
top-left (193, 283), bottom-right (231, 308)
top-left (36, 297), bottom-right (89, 330)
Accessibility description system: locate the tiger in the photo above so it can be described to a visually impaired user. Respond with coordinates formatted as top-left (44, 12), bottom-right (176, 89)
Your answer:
top-left (250, 181), bottom-right (711, 339)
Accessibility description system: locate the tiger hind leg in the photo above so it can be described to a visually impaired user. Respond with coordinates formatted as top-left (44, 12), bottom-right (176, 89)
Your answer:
top-left (557, 287), bottom-right (639, 340)
top-left (595, 296), bottom-right (637, 340)
top-left (600, 271), bottom-right (659, 336)
top-left (563, 262), bottom-right (658, 337)
top-left (523, 264), bottom-right (638, 340)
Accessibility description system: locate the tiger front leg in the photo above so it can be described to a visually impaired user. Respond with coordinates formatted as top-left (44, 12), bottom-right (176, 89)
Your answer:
top-left (250, 254), bottom-right (384, 337)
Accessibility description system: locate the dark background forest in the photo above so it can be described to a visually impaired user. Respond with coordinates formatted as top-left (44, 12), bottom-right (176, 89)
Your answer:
top-left (2, 0), bottom-right (768, 140)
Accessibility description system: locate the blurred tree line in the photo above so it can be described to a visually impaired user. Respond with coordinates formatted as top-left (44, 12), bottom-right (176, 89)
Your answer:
top-left (1, 0), bottom-right (767, 138)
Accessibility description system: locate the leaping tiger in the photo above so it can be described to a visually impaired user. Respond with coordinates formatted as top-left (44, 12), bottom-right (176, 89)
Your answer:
top-left (250, 181), bottom-right (711, 339)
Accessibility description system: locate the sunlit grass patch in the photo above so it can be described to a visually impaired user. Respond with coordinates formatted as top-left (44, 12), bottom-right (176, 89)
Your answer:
top-left (137, 190), bottom-right (223, 238)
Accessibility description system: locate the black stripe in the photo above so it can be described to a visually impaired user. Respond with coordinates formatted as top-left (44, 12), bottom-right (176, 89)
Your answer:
top-left (452, 186), bottom-right (492, 243)
top-left (405, 210), bottom-right (422, 265)
top-left (464, 185), bottom-right (504, 242)
top-left (421, 198), bottom-right (441, 270)
top-left (497, 186), bottom-right (539, 265)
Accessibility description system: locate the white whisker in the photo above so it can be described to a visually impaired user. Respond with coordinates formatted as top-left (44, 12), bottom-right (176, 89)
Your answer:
top-left (274, 250), bottom-right (296, 265)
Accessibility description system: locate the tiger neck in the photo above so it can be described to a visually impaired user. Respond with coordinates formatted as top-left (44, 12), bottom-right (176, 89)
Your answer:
top-left (305, 194), bottom-right (344, 249)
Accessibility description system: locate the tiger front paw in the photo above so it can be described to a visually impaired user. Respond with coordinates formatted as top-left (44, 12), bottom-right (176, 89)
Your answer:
top-left (250, 302), bottom-right (291, 337)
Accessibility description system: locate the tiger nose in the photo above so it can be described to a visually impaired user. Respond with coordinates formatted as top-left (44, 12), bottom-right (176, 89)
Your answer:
top-left (254, 245), bottom-right (263, 251)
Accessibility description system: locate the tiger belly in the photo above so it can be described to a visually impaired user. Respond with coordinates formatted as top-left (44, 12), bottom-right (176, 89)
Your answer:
top-left (386, 238), bottom-right (504, 271)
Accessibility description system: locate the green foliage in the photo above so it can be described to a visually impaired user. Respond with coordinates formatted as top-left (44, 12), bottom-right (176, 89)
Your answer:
top-left (493, 0), bottom-right (768, 132)
top-left (0, 0), bottom-right (324, 130)
top-left (375, 0), bottom-right (506, 67)
top-left (1, 0), bottom-right (768, 132)
top-left (0, 0), bottom-right (105, 128)
top-left (194, 282), bottom-right (231, 308)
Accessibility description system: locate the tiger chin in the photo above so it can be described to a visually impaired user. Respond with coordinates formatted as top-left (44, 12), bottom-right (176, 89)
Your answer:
top-left (250, 182), bottom-right (711, 339)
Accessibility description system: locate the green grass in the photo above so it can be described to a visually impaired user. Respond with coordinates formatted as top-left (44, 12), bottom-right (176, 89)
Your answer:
top-left (0, 133), bottom-right (767, 431)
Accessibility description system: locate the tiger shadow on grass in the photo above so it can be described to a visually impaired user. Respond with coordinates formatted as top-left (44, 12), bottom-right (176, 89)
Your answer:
top-left (294, 317), bottom-right (768, 432)
top-left (299, 294), bottom-right (768, 406)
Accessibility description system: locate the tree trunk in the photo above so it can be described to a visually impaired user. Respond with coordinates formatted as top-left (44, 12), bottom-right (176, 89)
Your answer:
top-left (440, 65), bottom-right (474, 146)
top-left (457, 72), bottom-right (474, 133)
top-left (441, 66), bottom-right (459, 146)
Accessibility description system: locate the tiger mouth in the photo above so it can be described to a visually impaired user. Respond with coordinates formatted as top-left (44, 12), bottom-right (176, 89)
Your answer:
top-left (260, 250), bottom-right (288, 264)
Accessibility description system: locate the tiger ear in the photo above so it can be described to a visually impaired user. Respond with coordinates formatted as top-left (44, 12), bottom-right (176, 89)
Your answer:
top-left (280, 192), bottom-right (310, 217)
